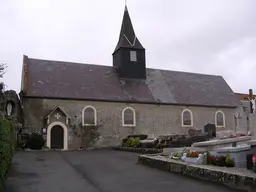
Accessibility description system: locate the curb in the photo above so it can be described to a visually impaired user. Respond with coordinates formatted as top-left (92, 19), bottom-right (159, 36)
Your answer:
top-left (138, 154), bottom-right (256, 192)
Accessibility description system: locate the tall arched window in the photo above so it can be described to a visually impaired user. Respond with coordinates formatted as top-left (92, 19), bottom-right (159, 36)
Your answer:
top-left (122, 107), bottom-right (136, 126)
top-left (215, 110), bottom-right (225, 127)
top-left (181, 109), bottom-right (193, 127)
top-left (82, 106), bottom-right (97, 126)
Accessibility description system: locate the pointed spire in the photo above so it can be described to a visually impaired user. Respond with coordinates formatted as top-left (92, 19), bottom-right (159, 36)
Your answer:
top-left (113, 6), bottom-right (144, 54)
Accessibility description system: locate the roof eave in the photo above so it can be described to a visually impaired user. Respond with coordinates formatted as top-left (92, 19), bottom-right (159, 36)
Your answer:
top-left (23, 95), bottom-right (239, 109)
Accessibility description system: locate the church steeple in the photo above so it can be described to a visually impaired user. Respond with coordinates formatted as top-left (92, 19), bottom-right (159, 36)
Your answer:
top-left (113, 6), bottom-right (146, 79)
top-left (113, 6), bottom-right (144, 53)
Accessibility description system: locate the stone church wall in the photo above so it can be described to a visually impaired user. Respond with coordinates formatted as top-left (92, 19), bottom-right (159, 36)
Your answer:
top-left (22, 97), bottom-right (236, 149)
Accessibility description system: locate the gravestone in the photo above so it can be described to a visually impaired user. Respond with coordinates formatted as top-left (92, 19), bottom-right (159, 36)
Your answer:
top-left (190, 129), bottom-right (203, 136)
top-left (247, 154), bottom-right (253, 170)
top-left (248, 89), bottom-right (256, 114)
top-left (234, 106), bottom-right (249, 133)
top-left (204, 123), bottom-right (216, 138)
top-left (244, 89), bottom-right (256, 139)
top-left (249, 113), bottom-right (256, 139)
top-left (216, 144), bottom-right (252, 168)
top-left (188, 129), bottom-right (196, 137)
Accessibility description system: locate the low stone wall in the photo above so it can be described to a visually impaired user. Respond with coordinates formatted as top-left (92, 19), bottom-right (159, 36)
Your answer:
top-left (113, 146), bottom-right (163, 154)
top-left (192, 136), bottom-right (252, 151)
top-left (138, 154), bottom-right (256, 192)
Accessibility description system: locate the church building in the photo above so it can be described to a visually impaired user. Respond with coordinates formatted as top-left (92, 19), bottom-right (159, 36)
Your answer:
top-left (20, 6), bottom-right (240, 150)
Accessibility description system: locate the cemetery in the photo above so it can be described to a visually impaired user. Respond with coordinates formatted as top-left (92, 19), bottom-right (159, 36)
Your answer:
top-left (114, 90), bottom-right (256, 191)
top-left (116, 124), bottom-right (256, 170)
top-left (132, 127), bottom-right (256, 191)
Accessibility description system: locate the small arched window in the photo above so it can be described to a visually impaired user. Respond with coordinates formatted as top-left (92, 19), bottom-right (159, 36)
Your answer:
top-left (181, 109), bottom-right (193, 127)
top-left (215, 110), bottom-right (225, 127)
top-left (122, 107), bottom-right (136, 126)
top-left (82, 106), bottom-right (97, 126)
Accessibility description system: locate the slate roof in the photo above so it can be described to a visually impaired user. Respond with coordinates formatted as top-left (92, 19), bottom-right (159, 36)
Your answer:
top-left (113, 6), bottom-right (144, 54)
top-left (22, 57), bottom-right (240, 108)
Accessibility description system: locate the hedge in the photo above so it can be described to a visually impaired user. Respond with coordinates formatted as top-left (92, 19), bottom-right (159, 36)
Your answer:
top-left (0, 117), bottom-right (15, 192)
top-left (113, 146), bottom-right (163, 154)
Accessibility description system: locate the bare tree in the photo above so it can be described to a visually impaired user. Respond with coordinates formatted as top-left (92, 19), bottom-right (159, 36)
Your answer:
top-left (0, 63), bottom-right (7, 92)
top-left (72, 117), bottom-right (112, 150)
top-left (0, 63), bottom-right (7, 78)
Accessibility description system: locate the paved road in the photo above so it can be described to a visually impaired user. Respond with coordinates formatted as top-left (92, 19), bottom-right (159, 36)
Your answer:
top-left (4, 150), bottom-right (241, 192)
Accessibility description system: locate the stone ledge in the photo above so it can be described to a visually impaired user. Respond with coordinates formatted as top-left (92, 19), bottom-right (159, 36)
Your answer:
top-left (215, 144), bottom-right (251, 153)
top-left (113, 146), bottom-right (163, 154)
top-left (192, 136), bottom-right (252, 147)
top-left (138, 154), bottom-right (256, 192)
top-left (248, 140), bottom-right (256, 146)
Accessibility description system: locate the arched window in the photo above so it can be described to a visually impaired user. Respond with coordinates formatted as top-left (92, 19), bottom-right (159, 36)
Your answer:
top-left (82, 106), bottom-right (97, 126)
top-left (122, 107), bottom-right (136, 126)
top-left (181, 109), bottom-right (193, 127)
top-left (215, 110), bottom-right (225, 127)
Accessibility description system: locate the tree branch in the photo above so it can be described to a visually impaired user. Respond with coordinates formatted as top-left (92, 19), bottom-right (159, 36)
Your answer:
top-left (0, 63), bottom-right (7, 78)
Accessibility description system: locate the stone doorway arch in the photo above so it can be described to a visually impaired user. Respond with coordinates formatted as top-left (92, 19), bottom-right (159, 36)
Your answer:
top-left (47, 122), bottom-right (68, 150)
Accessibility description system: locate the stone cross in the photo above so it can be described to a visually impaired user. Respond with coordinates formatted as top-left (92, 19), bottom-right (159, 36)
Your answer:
top-left (234, 107), bottom-right (243, 132)
top-left (55, 113), bottom-right (61, 120)
top-left (248, 89), bottom-right (256, 114)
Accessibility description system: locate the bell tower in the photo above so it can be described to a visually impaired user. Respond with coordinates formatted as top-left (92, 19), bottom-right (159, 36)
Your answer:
top-left (112, 6), bottom-right (146, 79)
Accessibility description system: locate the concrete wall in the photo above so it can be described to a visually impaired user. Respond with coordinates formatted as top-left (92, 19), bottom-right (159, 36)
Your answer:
top-left (23, 98), bottom-right (236, 149)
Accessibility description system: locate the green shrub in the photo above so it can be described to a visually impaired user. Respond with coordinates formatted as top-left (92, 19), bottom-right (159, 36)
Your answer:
top-left (225, 153), bottom-right (235, 167)
top-left (0, 117), bottom-right (15, 192)
top-left (26, 133), bottom-right (45, 150)
top-left (127, 134), bottom-right (148, 140)
top-left (122, 134), bottom-right (148, 146)
top-left (126, 137), bottom-right (140, 148)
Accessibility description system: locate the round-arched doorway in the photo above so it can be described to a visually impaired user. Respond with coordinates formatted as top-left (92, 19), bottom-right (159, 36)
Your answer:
top-left (50, 125), bottom-right (64, 149)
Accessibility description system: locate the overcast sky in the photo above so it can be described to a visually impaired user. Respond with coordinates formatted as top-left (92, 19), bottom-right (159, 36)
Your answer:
top-left (1, 0), bottom-right (256, 94)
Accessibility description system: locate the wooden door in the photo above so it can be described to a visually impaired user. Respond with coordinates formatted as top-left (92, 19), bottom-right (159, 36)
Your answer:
top-left (51, 125), bottom-right (64, 149)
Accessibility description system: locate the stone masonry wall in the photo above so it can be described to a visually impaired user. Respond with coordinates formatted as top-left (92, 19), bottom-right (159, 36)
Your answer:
top-left (23, 98), bottom-right (236, 149)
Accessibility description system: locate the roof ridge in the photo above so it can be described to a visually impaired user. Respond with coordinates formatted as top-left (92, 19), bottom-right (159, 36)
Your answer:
top-left (28, 57), bottom-right (113, 68)
top-left (146, 67), bottom-right (222, 77)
